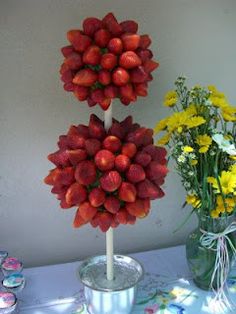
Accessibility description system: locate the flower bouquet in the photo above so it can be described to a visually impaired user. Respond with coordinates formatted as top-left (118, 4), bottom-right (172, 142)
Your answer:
top-left (45, 12), bottom-right (167, 314)
top-left (155, 77), bottom-right (236, 305)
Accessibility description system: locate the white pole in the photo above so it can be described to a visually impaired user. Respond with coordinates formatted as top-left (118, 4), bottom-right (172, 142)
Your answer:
top-left (104, 104), bottom-right (114, 281)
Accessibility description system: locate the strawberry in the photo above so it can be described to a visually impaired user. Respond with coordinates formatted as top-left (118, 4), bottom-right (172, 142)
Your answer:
top-left (87, 97), bottom-right (97, 107)
top-left (120, 84), bottom-right (136, 101)
top-left (109, 121), bottom-right (125, 139)
top-left (134, 152), bottom-right (151, 167)
top-left (102, 12), bottom-right (122, 36)
top-left (104, 85), bottom-right (118, 98)
top-left (126, 127), bottom-right (147, 147)
top-left (118, 182), bottom-right (136, 202)
top-left (112, 67), bottom-right (130, 86)
top-left (89, 187), bottom-right (106, 207)
top-left (74, 86), bottom-right (89, 101)
top-left (111, 216), bottom-right (119, 228)
top-left (67, 30), bottom-right (92, 52)
top-left (98, 70), bottom-right (111, 85)
top-left (126, 198), bottom-right (150, 218)
top-left (52, 167), bottom-right (75, 186)
top-left (48, 150), bottom-right (70, 167)
top-left (146, 161), bottom-right (168, 181)
top-left (64, 53), bottom-right (83, 70)
top-left (61, 70), bottom-right (74, 83)
top-left (134, 83), bottom-right (148, 96)
top-left (115, 154), bottom-right (131, 172)
top-left (44, 168), bottom-right (59, 186)
top-left (57, 135), bottom-right (68, 149)
top-left (143, 145), bottom-right (167, 163)
top-left (99, 97), bottom-right (111, 110)
top-left (136, 179), bottom-right (160, 199)
top-left (126, 164), bottom-right (146, 183)
top-left (73, 210), bottom-right (87, 228)
top-left (130, 66), bottom-right (148, 83)
top-left (96, 212), bottom-right (113, 232)
top-left (147, 73), bottom-right (153, 81)
top-left (67, 135), bottom-right (85, 149)
top-left (143, 59), bottom-right (159, 73)
top-left (91, 89), bottom-right (105, 104)
top-left (95, 149), bottom-right (115, 171)
top-left (121, 142), bottom-right (137, 158)
top-left (104, 196), bottom-right (120, 213)
top-left (61, 45), bottom-right (75, 57)
top-left (103, 136), bottom-right (121, 153)
top-left (85, 138), bottom-right (101, 156)
top-left (89, 115), bottom-right (106, 140)
top-left (107, 38), bottom-right (123, 55)
top-left (100, 170), bottom-right (122, 192)
top-left (51, 184), bottom-right (67, 195)
top-left (120, 20), bottom-right (138, 33)
top-left (83, 17), bottom-right (102, 36)
top-left (119, 51), bottom-right (141, 69)
top-left (94, 29), bottom-right (111, 48)
top-left (66, 182), bottom-right (87, 205)
top-left (116, 209), bottom-right (128, 224)
top-left (60, 63), bottom-right (70, 75)
top-left (82, 45), bottom-right (102, 65)
top-left (63, 82), bottom-right (75, 92)
top-left (101, 53), bottom-right (117, 70)
top-left (79, 202), bottom-right (97, 221)
top-left (120, 116), bottom-right (133, 134)
top-left (139, 34), bottom-right (152, 49)
top-left (142, 129), bottom-right (154, 146)
top-left (68, 149), bottom-right (87, 165)
top-left (60, 196), bottom-right (72, 209)
top-left (136, 48), bottom-right (153, 62)
top-left (121, 34), bottom-right (140, 51)
top-left (127, 213), bottom-right (136, 225)
top-left (120, 97), bottom-right (130, 106)
top-left (73, 68), bottom-right (98, 86)
top-left (75, 160), bottom-right (97, 186)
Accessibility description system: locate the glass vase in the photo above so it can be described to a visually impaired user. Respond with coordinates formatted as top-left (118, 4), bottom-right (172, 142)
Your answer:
top-left (186, 213), bottom-right (236, 290)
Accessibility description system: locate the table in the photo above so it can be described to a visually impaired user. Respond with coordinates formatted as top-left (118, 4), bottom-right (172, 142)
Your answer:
top-left (13, 245), bottom-right (236, 313)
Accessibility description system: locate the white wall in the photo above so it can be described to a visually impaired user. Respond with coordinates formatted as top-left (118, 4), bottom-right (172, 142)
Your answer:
top-left (0, 0), bottom-right (235, 267)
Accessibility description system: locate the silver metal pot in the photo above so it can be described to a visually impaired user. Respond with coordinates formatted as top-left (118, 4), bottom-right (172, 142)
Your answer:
top-left (78, 255), bottom-right (143, 314)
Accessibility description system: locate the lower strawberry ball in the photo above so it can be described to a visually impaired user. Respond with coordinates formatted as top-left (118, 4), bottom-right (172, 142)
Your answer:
top-left (44, 114), bottom-right (168, 232)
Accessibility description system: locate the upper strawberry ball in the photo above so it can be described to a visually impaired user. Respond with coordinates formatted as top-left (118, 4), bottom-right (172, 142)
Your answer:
top-left (44, 115), bottom-right (168, 232)
top-left (60, 12), bottom-right (159, 110)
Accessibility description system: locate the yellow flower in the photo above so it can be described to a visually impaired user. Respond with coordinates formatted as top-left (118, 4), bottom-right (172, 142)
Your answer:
top-left (186, 194), bottom-right (201, 208)
top-left (166, 111), bottom-right (189, 133)
top-left (191, 159), bottom-right (198, 166)
top-left (164, 90), bottom-right (178, 107)
top-left (199, 146), bottom-right (209, 153)
top-left (154, 118), bottom-right (169, 134)
top-left (195, 134), bottom-right (212, 153)
top-left (230, 164), bottom-right (236, 174)
top-left (185, 116), bottom-right (206, 129)
top-left (211, 209), bottom-right (220, 218)
top-left (208, 171), bottom-right (236, 194)
top-left (157, 133), bottom-right (171, 145)
top-left (185, 104), bottom-right (197, 116)
top-left (221, 105), bottom-right (236, 122)
top-left (183, 146), bottom-right (194, 153)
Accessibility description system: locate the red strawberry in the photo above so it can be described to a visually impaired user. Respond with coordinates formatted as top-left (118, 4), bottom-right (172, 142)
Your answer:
top-left (85, 138), bottom-right (101, 156)
top-left (112, 67), bottom-right (130, 86)
top-left (136, 48), bottom-right (153, 62)
top-left (98, 70), bottom-right (111, 85)
top-left (143, 59), bottom-right (159, 73)
top-left (121, 142), bottom-right (137, 158)
top-left (116, 209), bottom-right (128, 224)
top-left (136, 179), bottom-right (159, 199)
top-left (130, 66), bottom-right (148, 83)
top-left (57, 135), bottom-right (68, 149)
top-left (134, 83), bottom-right (148, 96)
top-left (48, 150), bottom-right (70, 167)
top-left (119, 51), bottom-right (141, 69)
top-left (44, 168), bottom-right (59, 185)
top-left (100, 170), bottom-right (122, 192)
top-left (101, 53), bottom-right (117, 70)
top-left (109, 122), bottom-right (125, 139)
top-left (61, 70), bottom-right (74, 83)
top-left (120, 20), bottom-right (138, 33)
top-left (95, 149), bottom-right (115, 171)
top-left (120, 97), bottom-right (130, 106)
top-left (126, 164), bottom-right (146, 183)
top-left (67, 135), bottom-right (85, 149)
top-left (66, 182), bottom-right (87, 205)
top-left (51, 185), bottom-right (67, 195)
top-left (79, 202), bottom-right (97, 221)
top-left (127, 213), bottom-right (136, 225)
top-left (104, 196), bottom-right (120, 213)
top-left (146, 161), bottom-right (168, 181)
top-left (61, 45), bottom-right (75, 57)
top-left (60, 63), bottom-right (70, 75)
top-left (139, 34), bottom-right (152, 49)
top-left (91, 89), bottom-right (105, 104)
top-left (120, 116), bottom-right (133, 133)
top-left (143, 129), bottom-right (154, 146)
top-left (102, 12), bottom-right (122, 36)
top-left (73, 69), bottom-right (98, 86)
top-left (83, 17), bottom-right (102, 36)
top-left (96, 212), bottom-right (113, 232)
top-left (67, 30), bottom-right (92, 52)
top-left (143, 145), bottom-right (167, 163)
top-left (53, 167), bottom-right (75, 186)
top-left (73, 210), bottom-right (87, 228)
top-left (103, 136), bottom-right (122, 153)
top-left (63, 82), bottom-right (75, 92)
top-left (89, 187), bottom-right (106, 207)
top-left (89, 115), bottom-right (106, 140)
top-left (147, 73), bottom-right (153, 81)
top-left (64, 53), bottom-right (83, 70)
top-left (126, 198), bottom-right (150, 218)
top-left (120, 84), bottom-right (136, 101)
top-left (74, 86), bottom-right (89, 101)
top-left (75, 160), bottom-right (97, 186)
top-left (76, 124), bottom-right (90, 137)
top-left (104, 85), bottom-right (118, 98)
top-left (134, 152), bottom-right (151, 167)
top-left (107, 38), bottom-right (123, 55)
top-left (99, 97), bottom-right (111, 110)
top-left (118, 182), bottom-right (137, 202)
top-left (60, 197), bottom-right (72, 209)
top-left (115, 154), bottom-right (131, 172)
top-left (87, 97), bottom-right (97, 107)
top-left (68, 149), bottom-right (87, 165)
top-left (111, 216), bottom-right (119, 228)
top-left (94, 29), bottom-right (111, 47)
top-left (83, 45), bottom-right (102, 65)
top-left (121, 34), bottom-right (140, 51)
top-left (126, 127), bottom-right (147, 147)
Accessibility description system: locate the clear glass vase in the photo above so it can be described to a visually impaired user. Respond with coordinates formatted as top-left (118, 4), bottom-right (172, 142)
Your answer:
top-left (186, 213), bottom-right (236, 290)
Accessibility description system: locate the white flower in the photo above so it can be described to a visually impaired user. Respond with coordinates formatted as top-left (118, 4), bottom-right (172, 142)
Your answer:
top-left (212, 133), bottom-right (236, 155)
top-left (177, 154), bottom-right (186, 163)
top-left (188, 171), bottom-right (194, 176)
